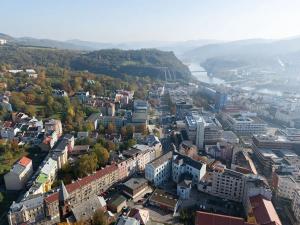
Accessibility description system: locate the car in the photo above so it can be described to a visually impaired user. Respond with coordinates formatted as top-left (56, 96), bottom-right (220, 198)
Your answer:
top-left (137, 199), bottom-right (144, 203)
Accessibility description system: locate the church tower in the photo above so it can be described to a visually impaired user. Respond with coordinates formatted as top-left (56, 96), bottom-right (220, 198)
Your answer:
top-left (58, 181), bottom-right (70, 222)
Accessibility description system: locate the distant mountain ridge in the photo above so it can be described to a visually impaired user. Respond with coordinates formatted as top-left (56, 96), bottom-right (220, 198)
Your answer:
top-left (182, 36), bottom-right (300, 75)
top-left (0, 33), bottom-right (219, 55)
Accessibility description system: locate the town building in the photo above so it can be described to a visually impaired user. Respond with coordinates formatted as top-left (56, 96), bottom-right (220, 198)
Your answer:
top-left (177, 177), bottom-right (192, 200)
top-left (107, 194), bottom-right (127, 213)
top-left (148, 189), bottom-right (179, 213)
top-left (8, 195), bottom-right (45, 225)
top-left (122, 178), bottom-right (148, 199)
top-left (4, 156), bottom-right (33, 191)
top-left (247, 195), bottom-right (282, 225)
top-left (292, 190), bottom-right (300, 223)
top-left (44, 164), bottom-right (118, 219)
top-left (272, 173), bottom-right (298, 200)
top-left (172, 152), bottom-right (206, 185)
top-left (145, 151), bottom-right (173, 186)
top-left (211, 168), bottom-right (245, 202)
top-left (128, 208), bottom-right (149, 225)
top-left (196, 117), bottom-right (204, 149)
top-left (86, 112), bottom-right (102, 130)
top-left (44, 119), bottom-right (63, 138)
top-left (0, 38), bottom-right (7, 45)
top-left (116, 216), bottom-right (140, 225)
top-left (195, 211), bottom-right (255, 225)
top-left (222, 112), bottom-right (267, 135)
top-left (70, 195), bottom-right (106, 223)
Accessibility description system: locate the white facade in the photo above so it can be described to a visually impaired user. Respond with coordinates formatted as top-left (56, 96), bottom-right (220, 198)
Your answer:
top-left (177, 180), bottom-right (192, 200)
top-left (225, 113), bottom-right (266, 135)
top-left (0, 39), bottom-right (7, 45)
top-left (172, 153), bottom-right (206, 184)
top-left (145, 151), bottom-right (172, 186)
top-left (196, 118), bottom-right (204, 149)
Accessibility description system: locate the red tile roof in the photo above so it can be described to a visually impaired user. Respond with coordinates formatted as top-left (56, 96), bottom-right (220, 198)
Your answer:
top-left (45, 164), bottom-right (118, 203)
top-left (18, 156), bottom-right (32, 167)
top-left (249, 195), bottom-right (282, 225)
top-left (195, 211), bottom-right (256, 225)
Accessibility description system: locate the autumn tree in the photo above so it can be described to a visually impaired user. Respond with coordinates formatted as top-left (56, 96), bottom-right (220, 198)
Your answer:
top-left (107, 122), bottom-right (116, 135)
top-left (93, 144), bottom-right (109, 167)
top-left (92, 209), bottom-right (108, 225)
top-left (77, 153), bottom-right (98, 177)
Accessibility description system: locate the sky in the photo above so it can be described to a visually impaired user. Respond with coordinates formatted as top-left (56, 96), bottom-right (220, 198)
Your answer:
top-left (1, 0), bottom-right (300, 43)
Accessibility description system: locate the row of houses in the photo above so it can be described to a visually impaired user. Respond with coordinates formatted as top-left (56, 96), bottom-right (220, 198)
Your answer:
top-left (7, 135), bottom-right (162, 225)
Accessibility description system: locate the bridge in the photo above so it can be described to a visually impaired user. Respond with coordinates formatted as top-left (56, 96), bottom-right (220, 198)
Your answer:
top-left (190, 70), bottom-right (206, 73)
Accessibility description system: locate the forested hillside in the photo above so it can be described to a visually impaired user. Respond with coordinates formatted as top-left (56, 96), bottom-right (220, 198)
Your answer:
top-left (0, 45), bottom-right (191, 80)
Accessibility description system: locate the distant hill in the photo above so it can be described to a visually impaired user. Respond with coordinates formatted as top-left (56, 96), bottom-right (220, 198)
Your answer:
top-left (0, 45), bottom-right (191, 80)
top-left (0, 33), bottom-right (218, 56)
top-left (182, 37), bottom-right (300, 74)
top-left (70, 48), bottom-right (191, 80)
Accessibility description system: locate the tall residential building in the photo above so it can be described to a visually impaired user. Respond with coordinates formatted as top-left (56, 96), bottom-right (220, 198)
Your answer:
top-left (215, 91), bottom-right (227, 112)
top-left (196, 117), bottom-right (204, 150)
top-left (211, 168), bottom-right (245, 202)
top-left (4, 156), bottom-right (33, 191)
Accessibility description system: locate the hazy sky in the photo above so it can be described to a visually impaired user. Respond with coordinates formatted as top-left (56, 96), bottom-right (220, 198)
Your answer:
top-left (1, 0), bottom-right (300, 42)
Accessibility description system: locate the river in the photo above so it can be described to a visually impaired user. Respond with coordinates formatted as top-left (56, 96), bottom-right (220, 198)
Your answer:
top-left (188, 63), bottom-right (284, 96)
top-left (188, 63), bottom-right (225, 85)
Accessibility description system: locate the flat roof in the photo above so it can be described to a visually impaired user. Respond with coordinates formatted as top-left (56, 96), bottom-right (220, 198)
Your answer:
top-left (123, 178), bottom-right (148, 190)
top-left (149, 189), bottom-right (178, 209)
top-left (108, 194), bottom-right (127, 207)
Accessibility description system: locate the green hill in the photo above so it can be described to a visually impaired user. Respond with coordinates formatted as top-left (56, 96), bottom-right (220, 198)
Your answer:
top-left (0, 45), bottom-right (191, 80)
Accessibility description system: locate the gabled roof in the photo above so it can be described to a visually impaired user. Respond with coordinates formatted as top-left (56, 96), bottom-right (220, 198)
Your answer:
top-left (249, 195), bottom-right (282, 225)
top-left (195, 211), bottom-right (256, 225)
top-left (45, 164), bottom-right (118, 203)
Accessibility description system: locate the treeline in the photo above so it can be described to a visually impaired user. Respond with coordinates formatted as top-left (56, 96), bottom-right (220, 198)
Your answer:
top-left (0, 46), bottom-right (191, 80)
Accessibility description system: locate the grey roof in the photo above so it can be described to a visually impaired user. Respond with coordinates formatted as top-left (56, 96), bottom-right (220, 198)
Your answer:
top-left (123, 178), bottom-right (148, 190)
top-left (173, 152), bottom-right (204, 170)
top-left (86, 113), bottom-right (102, 122)
top-left (11, 163), bottom-right (26, 175)
top-left (10, 195), bottom-right (44, 212)
top-left (223, 168), bottom-right (244, 179)
top-left (71, 195), bottom-right (106, 222)
top-left (59, 181), bottom-right (69, 202)
top-left (150, 151), bottom-right (173, 169)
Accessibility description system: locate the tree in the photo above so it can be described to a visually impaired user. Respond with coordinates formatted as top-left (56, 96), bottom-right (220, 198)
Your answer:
top-left (77, 153), bottom-right (98, 177)
top-left (25, 105), bottom-right (36, 117)
top-left (0, 192), bottom-right (4, 203)
top-left (153, 129), bottom-right (160, 138)
top-left (120, 126), bottom-right (127, 138)
top-left (105, 140), bottom-right (116, 152)
top-left (107, 122), bottom-right (116, 135)
top-left (84, 121), bottom-right (95, 132)
top-left (126, 139), bottom-right (137, 148)
top-left (3, 150), bottom-right (13, 162)
top-left (92, 209), bottom-right (108, 225)
top-left (93, 144), bottom-right (109, 167)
